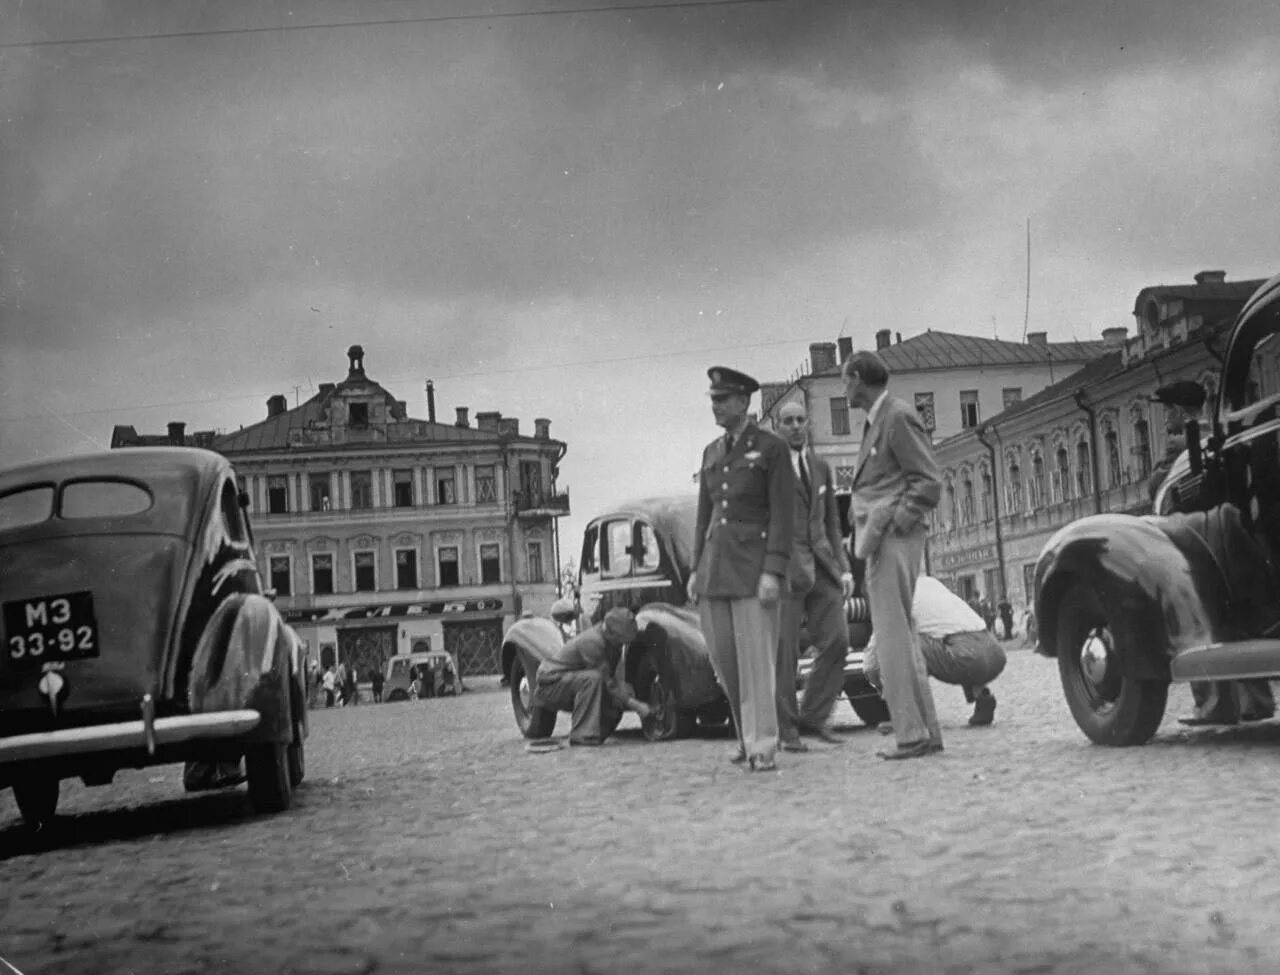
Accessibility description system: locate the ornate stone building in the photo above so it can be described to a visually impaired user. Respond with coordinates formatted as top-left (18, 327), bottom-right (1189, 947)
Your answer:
top-left (927, 270), bottom-right (1269, 608)
top-left (112, 345), bottom-right (569, 679)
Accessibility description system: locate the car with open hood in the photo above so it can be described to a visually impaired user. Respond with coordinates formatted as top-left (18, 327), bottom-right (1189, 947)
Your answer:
top-left (1034, 271), bottom-right (1280, 745)
top-left (0, 447), bottom-right (308, 827)
top-left (502, 493), bottom-right (886, 741)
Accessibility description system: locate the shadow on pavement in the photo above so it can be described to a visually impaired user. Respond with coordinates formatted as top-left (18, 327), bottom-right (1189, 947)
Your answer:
top-left (0, 788), bottom-right (265, 860)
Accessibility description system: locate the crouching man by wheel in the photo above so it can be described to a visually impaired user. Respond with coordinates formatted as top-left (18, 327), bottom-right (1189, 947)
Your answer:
top-left (533, 607), bottom-right (653, 745)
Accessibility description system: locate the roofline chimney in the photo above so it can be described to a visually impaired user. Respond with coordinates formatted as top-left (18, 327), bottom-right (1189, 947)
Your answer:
top-left (426, 380), bottom-right (436, 423)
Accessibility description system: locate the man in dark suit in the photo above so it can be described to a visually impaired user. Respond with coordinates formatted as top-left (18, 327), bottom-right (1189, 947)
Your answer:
top-left (844, 350), bottom-right (942, 760)
top-left (773, 399), bottom-right (854, 750)
top-left (687, 366), bottom-right (795, 772)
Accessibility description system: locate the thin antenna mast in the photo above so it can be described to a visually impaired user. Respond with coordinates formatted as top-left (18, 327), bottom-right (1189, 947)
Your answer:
top-left (1021, 217), bottom-right (1031, 342)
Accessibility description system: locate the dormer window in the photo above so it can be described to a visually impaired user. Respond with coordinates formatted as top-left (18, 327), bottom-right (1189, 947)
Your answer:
top-left (348, 402), bottom-right (369, 428)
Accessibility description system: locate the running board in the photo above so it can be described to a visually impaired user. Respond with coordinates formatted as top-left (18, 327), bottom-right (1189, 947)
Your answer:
top-left (1169, 640), bottom-right (1280, 682)
top-left (0, 710), bottom-right (262, 763)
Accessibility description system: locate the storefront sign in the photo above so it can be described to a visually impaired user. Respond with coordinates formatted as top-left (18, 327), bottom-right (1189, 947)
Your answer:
top-left (935, 544), bottom-right (997, 570)
top-left (285, 597), bottom-right (505, 624)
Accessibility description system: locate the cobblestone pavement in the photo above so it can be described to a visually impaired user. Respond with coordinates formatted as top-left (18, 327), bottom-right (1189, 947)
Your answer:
top-left (4, 647), bottom-right (1280, 975)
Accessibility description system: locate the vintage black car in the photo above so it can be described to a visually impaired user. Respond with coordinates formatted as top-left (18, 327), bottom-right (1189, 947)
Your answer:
top-left (502, 494), bottom-right (886, 741)
top-left (0, 448), bottom-right (308, 826)
top-left (1034, 271), bottom-right (1280, 745)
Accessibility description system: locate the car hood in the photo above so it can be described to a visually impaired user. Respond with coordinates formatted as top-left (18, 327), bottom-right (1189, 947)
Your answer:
top-left (0, 532), bottom-right (188, 726)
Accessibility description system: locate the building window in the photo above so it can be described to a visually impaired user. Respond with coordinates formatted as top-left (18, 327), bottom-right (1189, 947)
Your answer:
top-left (267, 475), bottom-right (289, 514)
top-left (1076, 440), bottom-right (1093, 496)
top-left (353, 551), bottom-right (376, 592)
top-left (436, 469), bottom-right (456, 505)
top-left (961, 476), bottom-right (974, 526)
top-left (1133, 420), bottom-right (1152, 480)
top-left (348, 402), bottom-right (369, 429)
top-left (527, 540), bottom-right (544, 583)
top-left (438, 546), bottom-right (460, 587)
top-left (1030, 453), bottom-right (1046, 508)
top-left (1007, 463), bottom-right (1023, 513)
top-left (980, 470), bottom-right (994, 522)
top-left (946, 481), bottom-right (958, 530)
top-left (350, 471), bottom-right (373, 510)
top-left (475, 465), bottom-right (497, 504)
top-left (914, 393), bottom-right (936, 433)
top-left (830, 397), bottom-right (851, 437)
top-left (960, 390), bottom-right (980, 429)
top-left (395, 548), bottom-right (418, 589)
top-left (312, 553), bottom-right (334, 595)
top-left (480, 542), bottom-right (501, 584)
top-left (309, 474), bottom-right (331, 512)
top-left (1002, 387), bottom-right (1023, 410)
top-left (393, 470), bottom-right (414, 507)
top-left (269, 555), bottom-right (291, 596)
top-left (1105, 428), bottom-right (1122, 487)
top-left (1055, 447), bottom-right (1071, 503)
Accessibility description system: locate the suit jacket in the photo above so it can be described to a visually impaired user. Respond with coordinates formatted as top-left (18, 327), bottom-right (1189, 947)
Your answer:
top-left (692, 421), bottom-right (795, 598)
top-left (788, 448), bottom-right (850, 592)
top-left (850, 394), bottom-right (941, 560)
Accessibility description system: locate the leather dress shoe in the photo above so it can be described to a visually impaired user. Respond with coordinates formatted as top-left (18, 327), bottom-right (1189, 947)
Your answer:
top-left (798, 723), bottom-right (842, 744)
top-left (968, 690), bottom-right (997, 727)
top-left (779, 739), bottom-right (810, 753)
top-left (748, 756), bottom-right (778, 772)
top-left (728, 746), bottom-right (748, 764)
top-left (877, 739), bottom-right (943, 761)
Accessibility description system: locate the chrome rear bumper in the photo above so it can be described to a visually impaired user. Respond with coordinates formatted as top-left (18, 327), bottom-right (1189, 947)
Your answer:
top-left (0, 710), bottom-right (261, 763)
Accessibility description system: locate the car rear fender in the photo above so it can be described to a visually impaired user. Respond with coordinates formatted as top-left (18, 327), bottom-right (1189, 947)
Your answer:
top-left (1035, 513), bottom-right (1225, 679)
top-left (501, 617), bottom-right (562, 682)
top-left (628, 603), bottom-right (722, 709)
top-left (188, 593), bottom-right (292, 743)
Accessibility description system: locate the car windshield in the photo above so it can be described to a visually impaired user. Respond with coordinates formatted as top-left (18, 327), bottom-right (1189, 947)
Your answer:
top-left (0, 484), bottom-right (56, 530)
top-left (61, 480), bottom-right (153, 519)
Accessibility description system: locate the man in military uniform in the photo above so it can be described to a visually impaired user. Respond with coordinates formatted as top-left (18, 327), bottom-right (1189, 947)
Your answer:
top-left (687, 366), bottom-right (795, 771)
top-left (773, 399), bottom-right (854, 750)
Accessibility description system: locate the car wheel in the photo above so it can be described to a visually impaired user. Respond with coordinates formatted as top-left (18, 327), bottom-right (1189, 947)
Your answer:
top-left (636, 654), bottom-right (696, 742)
top-left (509, 655), bottom-right (557, 739)
top-left (1056, 581), bottom-right (1168, 746)
top-left (12, 777), bottom-right (59, 829)
top-left (245, 742), bottom-right (293, 813)
top-left (287, 723), bottom-right (306, 788)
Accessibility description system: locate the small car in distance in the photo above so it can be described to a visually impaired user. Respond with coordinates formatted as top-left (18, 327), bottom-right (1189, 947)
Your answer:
top-left (0, 448), bottom-right (308, 828)
top-left (382, 649), bottom-right (463, 702)
top-left (1034, 271), bottom-right (1280, 745)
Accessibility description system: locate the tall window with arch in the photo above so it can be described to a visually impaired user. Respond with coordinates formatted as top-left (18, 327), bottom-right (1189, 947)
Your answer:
top-left (1133, 418), bottom-right (1152, 480)
top-left (1055, 446), bottom-right (1071, 503)
top-left (1030, 452), bottom-right (1046, 508)
top-left (1076, 438), bottom-right (1093, 496)
top-left (946, 478), bottom-right (958, 530)
top-left (980, 468), bottom-right (994, 522)
top-left (1007, 459), bottom-right (1023, 513)
top-left (961, 475), bottom-right (975, 526)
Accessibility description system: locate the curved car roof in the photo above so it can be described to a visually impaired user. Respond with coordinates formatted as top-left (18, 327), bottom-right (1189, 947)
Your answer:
top-left (0, 447), bottom-right (230, 536)
top-left (589, 494), bottom-right (699, 573)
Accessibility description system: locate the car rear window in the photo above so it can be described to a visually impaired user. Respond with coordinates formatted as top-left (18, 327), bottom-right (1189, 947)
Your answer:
top-left (0, 484), bottom-right (56, 530)
top-left (60, 480), bottom-right (153, 519)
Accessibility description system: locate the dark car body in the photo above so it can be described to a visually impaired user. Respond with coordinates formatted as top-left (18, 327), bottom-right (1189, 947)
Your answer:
top-left (1034, 272), bottom-right (1280, 745)
top-left (502, 493), bottom-right (885, 740)
top-left (0, 448), bottom-right (308, 825)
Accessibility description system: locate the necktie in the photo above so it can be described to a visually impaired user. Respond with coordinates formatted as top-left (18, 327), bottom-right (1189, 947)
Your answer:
top-left (796, 450), bottom-right (811, 494)
top-left (724, 433), bottom-right (735, 454)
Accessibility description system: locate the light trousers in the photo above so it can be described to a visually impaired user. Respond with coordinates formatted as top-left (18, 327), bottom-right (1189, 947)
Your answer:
top-left (699, 595), bottom-right (780, 762)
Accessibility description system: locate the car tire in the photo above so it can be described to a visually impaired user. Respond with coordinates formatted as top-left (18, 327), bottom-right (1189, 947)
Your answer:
top-left (245, 742), bottom-right (293, 813)
top-left (1056, 581), bottom-right (1168, 746)
top-left (287, 722), bottom-right (306, 788)
top-left (510, 655), bottom-right (557, 739)
top-left (636, 653), bottom-right (696, 742)
top-left (846, 685), bottom-right (891, 727)
top-left (12, 776), bottom-right (59, 829)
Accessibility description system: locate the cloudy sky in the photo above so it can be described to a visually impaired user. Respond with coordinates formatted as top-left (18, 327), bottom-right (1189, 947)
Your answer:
top-left (2, 0), bottom-right (1278, 550)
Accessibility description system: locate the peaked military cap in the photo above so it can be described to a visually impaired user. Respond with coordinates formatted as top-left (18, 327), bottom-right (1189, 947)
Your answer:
top-left (1150, 379), bottom-right (1207, 410)
top-left (707, 366), bottom-right (760, 396)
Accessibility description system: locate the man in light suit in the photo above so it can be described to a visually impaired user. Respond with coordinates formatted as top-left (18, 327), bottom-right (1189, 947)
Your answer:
top-left (687, 366), bottom-right (795, 772)
top-left (844, 350), bottom-right (943, 760)
top-left (773, 399), bottom-right (855, 751)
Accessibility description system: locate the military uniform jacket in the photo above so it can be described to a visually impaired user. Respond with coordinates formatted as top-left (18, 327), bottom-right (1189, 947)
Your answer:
top-left (692, 421), bottom-right (795, 598)
top-left (789, 448), bottom-right (850, 592)
top-left (850, 394), bottom-right (941, 560)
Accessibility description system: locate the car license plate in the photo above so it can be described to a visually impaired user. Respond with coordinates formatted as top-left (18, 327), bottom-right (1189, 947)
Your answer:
top-left (3, 591), bottom-right (100, 666)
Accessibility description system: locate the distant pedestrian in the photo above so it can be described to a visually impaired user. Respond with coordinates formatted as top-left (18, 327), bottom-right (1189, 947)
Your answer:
top-left (322, 666), bottom-right (337, 708)
top-left (844, 349), bottom-right (942, 761)
top-left (866, 576), bottom-right (1006, 729)
top-left (344, 666), bottom-right (359, 706)
top-left (997, 597), bottom-right (1014, 641)
top-left (687, 366), bottom-right (795, 773)
top-left (979, 596), bottom-right (997, 634)
top-left (370, 666), bottom-right (384, 703)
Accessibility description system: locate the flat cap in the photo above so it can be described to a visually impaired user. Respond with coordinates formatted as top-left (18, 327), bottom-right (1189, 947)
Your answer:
top-left (1150, 379), bottom-right (1207, 410)
top-left (707, 366), bottom-right (760, 396)
top-left (602, 607), bottom-right (639, 644)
